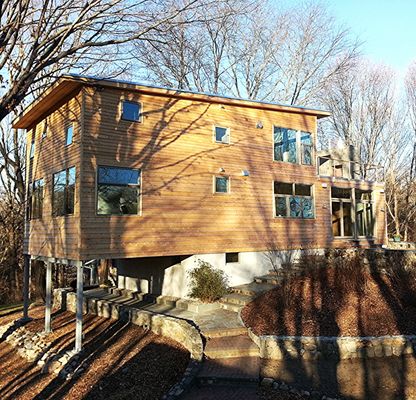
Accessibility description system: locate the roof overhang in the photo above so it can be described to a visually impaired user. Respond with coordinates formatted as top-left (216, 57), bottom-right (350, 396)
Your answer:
top-left (13, 74), bottom-right (331, 129)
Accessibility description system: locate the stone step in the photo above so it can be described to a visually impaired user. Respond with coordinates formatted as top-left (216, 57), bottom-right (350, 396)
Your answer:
top-left (268, 268), bottom-right (303, 276)
top-left (220, 293), bottom-right (254, 306)
top-left (204, 335), bottom-right (260, 359)
top-left (196, 356), bottom-right (260, 385)
top-left (219, 302), bottom-right (243, 313)
top-left (202, 326), bottom-right (248, 339)
top-left (231, 282), bottom-right (276, 297)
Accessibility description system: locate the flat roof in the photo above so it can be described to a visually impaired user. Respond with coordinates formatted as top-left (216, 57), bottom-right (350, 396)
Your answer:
top-left (13, 74), bottom-right (331, 129)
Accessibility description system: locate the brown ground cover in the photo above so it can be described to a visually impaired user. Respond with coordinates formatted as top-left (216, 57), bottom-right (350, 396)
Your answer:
top-left (0, 307), bottom-right (189, 400)
top-left (242, 261), bottom-right (416, 337)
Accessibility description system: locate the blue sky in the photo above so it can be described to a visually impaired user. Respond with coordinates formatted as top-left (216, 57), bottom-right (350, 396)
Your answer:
top-left (282, 0), bottom-right (416, 74)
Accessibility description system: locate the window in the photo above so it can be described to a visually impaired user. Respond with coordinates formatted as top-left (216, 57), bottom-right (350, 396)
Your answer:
top-left (214, 176), bottom-right (229, 193)
top-left (30, 179), bottom-right (44, 219)
top-left (274, 182), bottom-right (314, 218)
top-left (122, 101), bottom-right (141, 122)
top-left (65, 125), bottom-right (73, 146)
top-left (42, 122), bottom-right (47, 140)
top-left (356, 189), bottom-right (374, 237)
top-left (331, 187), bottom-right (352, 237)
top-left (226, 252), bottom-right (239, 263)
top-left (331, 187), bottom-right (374, 238)
top-left (273, 127), bottom-right (313, 165)
top-left (29, 140), bottom-right (35, 159)
top-left (214, 126), bottom-right (230, 144)
top-left (53, 167), bottom-right (76, 216)
top-left (97, 166), bottom-right (141, 215)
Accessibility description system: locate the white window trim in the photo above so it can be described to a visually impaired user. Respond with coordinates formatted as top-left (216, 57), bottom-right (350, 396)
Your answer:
top-left (213, 125), bottom-right (230, 144)
top-left (213, 175), bottom-right (230, 194)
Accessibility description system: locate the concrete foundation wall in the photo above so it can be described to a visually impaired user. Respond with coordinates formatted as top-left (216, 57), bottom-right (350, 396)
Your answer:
top-left (116, 249), bottom-right (325, 298)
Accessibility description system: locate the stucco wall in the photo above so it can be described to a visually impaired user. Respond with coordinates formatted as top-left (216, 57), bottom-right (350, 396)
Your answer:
top-left (116, 249), bottom-right (324, 298)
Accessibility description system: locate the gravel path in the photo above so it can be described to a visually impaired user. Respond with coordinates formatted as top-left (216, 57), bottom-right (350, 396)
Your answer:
top-left (0, 307), bottom-right (189, 400)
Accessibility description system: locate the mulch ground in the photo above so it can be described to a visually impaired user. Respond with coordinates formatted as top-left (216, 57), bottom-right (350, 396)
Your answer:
top-left (242, 266), bottom-right (416, 337)
top-left (0, 307), bottom-right (190, 400)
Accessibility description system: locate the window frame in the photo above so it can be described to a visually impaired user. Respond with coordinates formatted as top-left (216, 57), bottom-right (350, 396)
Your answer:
top-left (29, 139), bottom-right (35, 159)
top-left (213, 125), bottom-right (230, 144)
top-left (213, 175), bottom-right (230, 194)
top-left (330, 187), bottom-right (353, 238)
top-left (355, 189), bottom-right (375, 238)
top-left (273, 182), bottom-right (315, 219)
top-left (52, 167), bottom-right (76, 217)
top-left (225, 252), bottom-right (239, 263)
top-left (272, 126), bottom-right (314, 166)
top-left (121, 100), bottom-right (142, 122)
top-left (30, 178), bottom-right (44, 220)
top-left (96, 165), bottom-right (142, 216)
top-left (65, 124), bottom-right (73, 146)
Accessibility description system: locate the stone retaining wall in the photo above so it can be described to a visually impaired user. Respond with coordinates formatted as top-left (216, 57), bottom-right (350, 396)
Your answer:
top-left (248, 328), bottom-right (416, 360)
top-left (54, 289), bottom-right (204, 361)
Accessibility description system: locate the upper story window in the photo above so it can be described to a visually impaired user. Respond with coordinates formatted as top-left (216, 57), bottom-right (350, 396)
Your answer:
top-left (29, 140), bottom-right (35, 159)
top-left (65, 125), bottom-right (73, 146)
top-left (42, 122), bottom-right (47, 140)
top-left (273, 127), bottom-right (313, 165)
top-left (274, 182), bottom-right (314, 218)
top-left (29, 179), bottom-right (44, 220)
top-left (122, 101), bottom-right (141, 122)
top-left (53, 167), bottom-right (76, 216)
top-left (214, 176), bottom-right (229, 193)
top-left (214, 126), bottom-right (230, 144)
top-left (97, 166), bottom-right (141, 215)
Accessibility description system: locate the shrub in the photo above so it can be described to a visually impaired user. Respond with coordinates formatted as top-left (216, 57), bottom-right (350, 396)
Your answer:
top-left (188, 260), bottom-right (229, 302)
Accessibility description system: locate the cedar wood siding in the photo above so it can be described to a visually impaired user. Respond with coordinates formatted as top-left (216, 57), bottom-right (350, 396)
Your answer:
top-left (78, 86), bottom-right (385, 260)
top-left (24, 88), bottom-right (83, 259)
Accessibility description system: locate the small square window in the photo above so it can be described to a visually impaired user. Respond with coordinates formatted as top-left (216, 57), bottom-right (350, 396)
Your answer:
top-left (122, 101), bottom-right (141, 122)
top-left (226, 252), bottom-right (239, 263)
top-left (29, 141), bottom-right (35, 159)
top-left (215, 126), bottom-right (230, 144)
top-left (65, 125), bottom-right (73, 145)
top-left (215, 176), bottom-right (229, 193)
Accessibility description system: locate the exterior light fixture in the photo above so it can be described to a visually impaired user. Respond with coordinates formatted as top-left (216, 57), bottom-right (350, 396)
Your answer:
top-left (256, 121), bottom-right (263, 129)
top-left (241, 170), bottom-right (250, 177)
top-left (218, 167), bottom-right (225, 173)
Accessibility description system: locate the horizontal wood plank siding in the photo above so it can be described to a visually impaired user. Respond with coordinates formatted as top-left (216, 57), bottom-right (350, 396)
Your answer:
top-left (77, 86), bottom-right (385, 259)
top-left (24, 90), bottom-right (83, 259)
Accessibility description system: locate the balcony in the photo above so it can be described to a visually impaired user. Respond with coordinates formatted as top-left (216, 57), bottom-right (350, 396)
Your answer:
top-left (317, 156), bottom-right (384, 182)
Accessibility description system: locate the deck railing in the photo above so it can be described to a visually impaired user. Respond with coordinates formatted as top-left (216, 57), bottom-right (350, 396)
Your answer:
top-left (317, 156), bottom-right (384, 182)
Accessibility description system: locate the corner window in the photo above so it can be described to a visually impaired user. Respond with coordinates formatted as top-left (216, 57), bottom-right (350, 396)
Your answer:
top-left (274, 182), bottom-right (314, 218)
top-left (214, 126), bottom-right (230, 144)
top-left (122, 101), bottom-right (141, 122)
top-left (331, 187), bottom-right (352, 237)
top-left (65, 125), bottom-right (73, 146)
top-left (53, 167), bottom-right (75, 216)
top-left (356, 189), bottom-right (374, 237)
top-left (29, 179), bottom-right (44, 219)
top-left (97, 166), bottom-right (141, 215)
top-left (29, 140), bottom-right (35, 159)
top-left (273, 127), bottom-right (313, 165)
top-left (214, 176), bottom-right (229, 193)
top-left (226, 252), bottom-right (239, 263)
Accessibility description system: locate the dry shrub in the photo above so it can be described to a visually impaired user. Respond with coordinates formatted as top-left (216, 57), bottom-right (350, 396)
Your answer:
top-left (188, 260), bottom-right (229, 303)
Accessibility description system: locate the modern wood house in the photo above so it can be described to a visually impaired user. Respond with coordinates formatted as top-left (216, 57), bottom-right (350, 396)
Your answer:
top-left (13, 75), bottom-right (385, 349)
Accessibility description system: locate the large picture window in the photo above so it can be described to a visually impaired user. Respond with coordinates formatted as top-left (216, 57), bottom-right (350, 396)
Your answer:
top-left (273, 127), bottom-right (313, 165)
top-left (53, 167), bottom-right (75, 216)
top-left (274, 182), bottom-right (314, 218)
top-left (97, 166), bottom-right (141, 215)
top-left (331, 187), bottom-right (374, 238)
